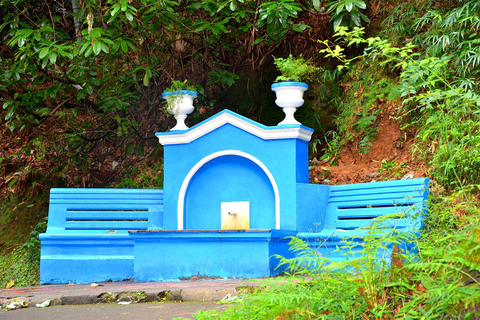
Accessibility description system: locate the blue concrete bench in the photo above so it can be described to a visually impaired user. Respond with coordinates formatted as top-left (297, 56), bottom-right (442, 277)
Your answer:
top-left (39, 179), bottom-right (428, 283)
top-left (297, 178), bottom-right (429, 262)
top-left (40, 188), bottom-right (163, 284)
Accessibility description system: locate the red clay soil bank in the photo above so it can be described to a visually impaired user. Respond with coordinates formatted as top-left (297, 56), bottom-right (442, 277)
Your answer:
top-left (310, 108), bottom-right (428, 185)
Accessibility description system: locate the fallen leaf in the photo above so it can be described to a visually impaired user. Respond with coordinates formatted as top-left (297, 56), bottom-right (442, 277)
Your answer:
top-left (415, 281), bottom-right (427, 293)
top-left (90, 283), bottom-right (104, 287)
top-left (5, 280), bottom-right (14, 289)
top-left (36, 299), bottom-right (51, 308)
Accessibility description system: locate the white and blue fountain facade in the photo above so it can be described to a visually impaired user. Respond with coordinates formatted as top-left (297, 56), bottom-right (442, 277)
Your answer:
top-left (40, 84), bottom-right (429, 284)
top-left (130, 109), bottom-right (329, 281)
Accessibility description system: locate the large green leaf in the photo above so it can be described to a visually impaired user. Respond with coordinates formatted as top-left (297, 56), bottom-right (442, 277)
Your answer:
top-left (39, 47), bottom-right (49, 59)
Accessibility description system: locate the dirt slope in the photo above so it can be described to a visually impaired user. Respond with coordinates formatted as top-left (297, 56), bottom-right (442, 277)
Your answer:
top-left (311, 106), bottom-right (428, 185)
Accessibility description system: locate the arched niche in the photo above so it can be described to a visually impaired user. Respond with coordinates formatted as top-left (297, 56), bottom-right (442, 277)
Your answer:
top-left (177, 150), bottom-right (280, 230)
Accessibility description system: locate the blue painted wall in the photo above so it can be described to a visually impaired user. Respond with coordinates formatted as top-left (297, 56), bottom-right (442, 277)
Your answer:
top-left (160, 116), bottom-right (312, 231)
top-left (131, 230), bottom-right (296, 281)
top-left (295, 139), bottom-right (310, 183)
top-left (185, 155), bottom-right (275, 229)
top-left (296, 183), bottom-right (330, 232)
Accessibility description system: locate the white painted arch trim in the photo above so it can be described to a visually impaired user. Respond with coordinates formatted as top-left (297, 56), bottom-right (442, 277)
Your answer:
top-left (157, 112), bottom-right (313, 145)
top-left (177, 150), bottom-right (280, 230)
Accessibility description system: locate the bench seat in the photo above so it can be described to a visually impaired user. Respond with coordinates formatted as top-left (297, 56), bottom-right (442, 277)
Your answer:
top-left (40, 188), bottom-right (163, 284)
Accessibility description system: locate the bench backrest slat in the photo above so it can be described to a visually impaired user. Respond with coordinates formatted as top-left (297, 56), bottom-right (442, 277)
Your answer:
top-left (324, 178), bottom-right (429, 231)
top-left (64, 211), bottom-right (150, 219)
top-left (51, 200), bottom-right (163, 205)
top-left (336, 205), bottom-right (418, 219)
top-left (329, 184), bottom-right (425, 198)
top-left (330, 188), bottom-right (426, 201)
top-left (46, 188), bottom-right (164, 232)
top-left (330, 196), bottom-right (424, 206)
top-left (335, 218), bottom-right (420, 230)
top-left (65, 220), bottom-right (151, 230)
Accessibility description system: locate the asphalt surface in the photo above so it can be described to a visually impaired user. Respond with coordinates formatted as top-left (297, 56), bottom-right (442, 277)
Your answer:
top-left (0, 301), bottom-right (230, 320)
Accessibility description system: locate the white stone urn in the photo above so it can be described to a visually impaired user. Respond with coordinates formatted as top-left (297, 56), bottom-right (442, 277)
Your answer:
top-left (162, 90), bottom-right (197, 131)
top-left (271, 82), bottom-right (308, 125)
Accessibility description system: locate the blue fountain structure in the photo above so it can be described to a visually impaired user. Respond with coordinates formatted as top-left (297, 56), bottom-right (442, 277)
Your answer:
top-left (40, 108), bottom-right (429, 284)
top-left (130, 110), bottom-right (329, 281)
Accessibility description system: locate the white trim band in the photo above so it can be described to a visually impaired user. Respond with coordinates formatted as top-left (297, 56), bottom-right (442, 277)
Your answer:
top-left (157, 112), bottom-right (312, 145)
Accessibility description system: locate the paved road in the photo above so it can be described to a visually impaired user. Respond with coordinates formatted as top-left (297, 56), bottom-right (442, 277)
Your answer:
top-left (0, 301), bottom-right (229, 320)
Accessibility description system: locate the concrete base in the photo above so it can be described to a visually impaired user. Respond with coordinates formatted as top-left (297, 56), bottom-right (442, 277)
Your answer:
top-left (40, 234), bottom-right (134, 284)
top-left (129, 229), bottom-right (297, 282)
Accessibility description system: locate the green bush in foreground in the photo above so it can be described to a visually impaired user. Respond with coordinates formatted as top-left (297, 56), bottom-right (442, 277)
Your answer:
top-left (180, 190), bottom-right (480, 320)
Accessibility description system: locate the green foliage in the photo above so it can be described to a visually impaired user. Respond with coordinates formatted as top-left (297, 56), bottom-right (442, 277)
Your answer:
top-left (207, 69), bottom-right (240, 88)
top-left (113, 162), bottom-right (164, 189)
top-left (384, 0), bottom-right (480, 79)
top-left (425, 185), bottom-right (480, 232)
top-left (164, 80), bottom-right (199, 93)
top-left (320, 24), bottom-right (480, 189)
top-left (328, 0), bottom-right (370, 27)
top-left (398, 204), bottom-right (480, 318)
top-left (257, 0), bottom-right (309, 42)
top-left (374, 0), bottom-right (480, 189)
top-left (273, 54), bottom-right (318, 82)
top-left (315, 130), bottom-right (343, 164)
top-left (354, 109), bottom-right (377, 154)
top-left (379, 159), bottom-right (408, 179)
top-left (0, 221), bottom-right (47, 288)
top-left (0, 0), bottom-right (314, 184)
top-left (319, 61), bottom-right (391, 155)
top-left (184, 192), bottom-right (480, 319)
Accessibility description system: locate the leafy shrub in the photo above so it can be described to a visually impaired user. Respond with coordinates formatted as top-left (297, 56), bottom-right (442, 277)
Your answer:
top-left (314, 130), bottom-right (343, 164)
top-left (328, 0), bottom-right (370, 27)
top-left (183, 192), bottom-right (480, 319)
top-left (113, 162), bottom-right (164, 189)
top-left (257, 0), bottom-right (309, 42)
top-left (0, 221), bottom-right (47, 288)
top-left (377, 0), bottom-right (480, 189)
top-left (379, 159), bottom-right (408, 179)
top-left (320, 24), bottom-right (480, 189)
top-left (273, 54), bottom-right (318, 82)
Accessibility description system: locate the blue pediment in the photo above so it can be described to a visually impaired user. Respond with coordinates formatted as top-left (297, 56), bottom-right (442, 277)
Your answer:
top-left (156, 109), bottom-right (313, 145)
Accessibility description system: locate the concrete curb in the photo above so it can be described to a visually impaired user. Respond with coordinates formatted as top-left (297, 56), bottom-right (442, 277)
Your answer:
top-left (0, 279), bottom-right (262, 308)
